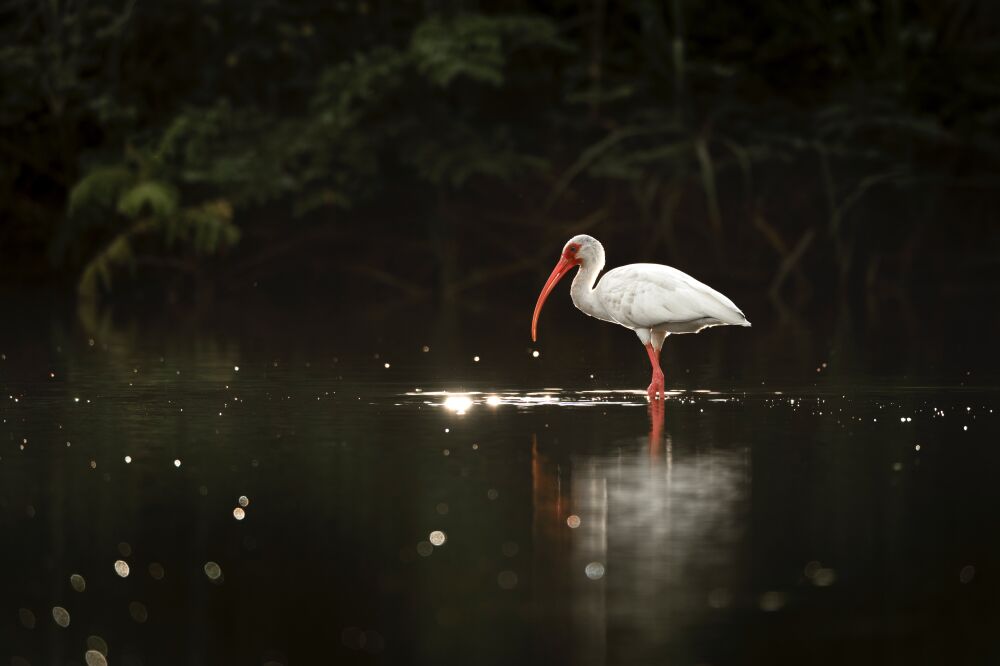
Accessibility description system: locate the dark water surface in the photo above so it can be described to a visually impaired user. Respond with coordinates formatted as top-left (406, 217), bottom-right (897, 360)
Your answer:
top-left (1, 300), bottom-right (998, 665)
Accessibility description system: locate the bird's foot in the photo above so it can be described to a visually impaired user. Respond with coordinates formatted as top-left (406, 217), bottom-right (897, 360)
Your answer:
top-left (646, 373), bottom-right (665, 401)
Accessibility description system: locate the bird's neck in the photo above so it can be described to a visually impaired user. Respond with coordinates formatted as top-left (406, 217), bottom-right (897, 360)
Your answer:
top-left (570, 258), bottom-right (606, 320)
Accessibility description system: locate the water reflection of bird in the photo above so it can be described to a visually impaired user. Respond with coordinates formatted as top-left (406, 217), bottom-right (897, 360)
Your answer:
top-left (532, 234), bottom-right (751, 400)
top-left (530, 406), bottom-right (748, 664)
top-left (648, 400), bottom-right (665, 459)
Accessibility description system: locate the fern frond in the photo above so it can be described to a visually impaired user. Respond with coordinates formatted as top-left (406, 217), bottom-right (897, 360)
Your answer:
top-left (67, 166), bottom-right (134, 219)
top-left (117, 180), bottom-right (179, 219)
top-left (177, 199), bottom-right (240, 254)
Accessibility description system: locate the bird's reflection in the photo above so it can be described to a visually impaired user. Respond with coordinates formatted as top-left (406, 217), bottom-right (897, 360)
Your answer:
top-left (648, 399), bottom-right (665, 459)
top-left (531, 401), bottom-right (748, 666)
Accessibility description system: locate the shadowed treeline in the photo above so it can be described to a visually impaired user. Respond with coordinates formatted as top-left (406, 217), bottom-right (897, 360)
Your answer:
top-left (2, 0), bottom-right (998, 314)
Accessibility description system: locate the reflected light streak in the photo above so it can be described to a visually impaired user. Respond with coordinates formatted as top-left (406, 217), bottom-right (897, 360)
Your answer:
top-left (409, 388), bottom-right (698, 410)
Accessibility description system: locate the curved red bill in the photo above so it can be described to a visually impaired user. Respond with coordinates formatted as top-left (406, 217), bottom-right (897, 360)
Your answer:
top-left (531, 256), bottom-right (576, 342)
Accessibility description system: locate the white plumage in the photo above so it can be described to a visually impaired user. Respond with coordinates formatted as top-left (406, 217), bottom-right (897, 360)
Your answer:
top-left (592, 263), bottom-right (749, 332)
top-left (531, 234), bottom-right (750, 400)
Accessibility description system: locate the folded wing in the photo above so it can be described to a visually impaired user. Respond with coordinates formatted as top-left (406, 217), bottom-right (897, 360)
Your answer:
top-left (595, 263), bottom-right (749, 333)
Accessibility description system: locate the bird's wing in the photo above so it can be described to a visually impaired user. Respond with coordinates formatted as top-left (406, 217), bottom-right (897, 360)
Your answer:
top-left (595, 264), bottom-right (748, 329)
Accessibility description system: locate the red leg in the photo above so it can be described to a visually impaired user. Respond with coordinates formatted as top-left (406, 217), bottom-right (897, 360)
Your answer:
top-left (644, 342), bottom-right (665, 401)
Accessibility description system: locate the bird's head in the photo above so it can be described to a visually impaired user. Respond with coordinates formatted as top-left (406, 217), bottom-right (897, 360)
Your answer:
top-left (531, 235), bottom-right (603, 342)
top-left (562, 234), bottom-right (603, 266)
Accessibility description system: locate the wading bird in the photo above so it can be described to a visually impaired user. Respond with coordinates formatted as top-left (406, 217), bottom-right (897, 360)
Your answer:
top-left (531, 235), bottom-right (750, 400)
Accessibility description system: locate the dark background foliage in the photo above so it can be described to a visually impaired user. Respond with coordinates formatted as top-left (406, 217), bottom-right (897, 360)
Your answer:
top-left (1, 0), bottom-right (998, 315)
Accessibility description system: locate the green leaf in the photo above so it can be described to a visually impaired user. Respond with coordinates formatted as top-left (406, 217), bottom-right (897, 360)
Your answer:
top-left (177, 199), bottom-right (240, 254)
top-left (117, 181), bottom-right (179, 219)
top-left (67, 166), bottom-right (135, 219)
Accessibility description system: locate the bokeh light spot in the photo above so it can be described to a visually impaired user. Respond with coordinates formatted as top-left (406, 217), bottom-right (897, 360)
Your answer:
top-left (86, 635), bottom-right (108, 656)
top-left (51, 606), bottom-right (70, 627)
top-left (759, 591), bottom-right (786, 611)
top-left (497, 570), bottom-right (518, 589)
top-left (204, 561), bottom-right (222, 581)
top-left (84, 649), bottom-right (108, 666)
top-left (813, 568), bottom-right (836, 587)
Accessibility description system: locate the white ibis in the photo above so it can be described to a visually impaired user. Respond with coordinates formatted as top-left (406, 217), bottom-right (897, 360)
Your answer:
top-left (531, 234), bottom-right (750, 400)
